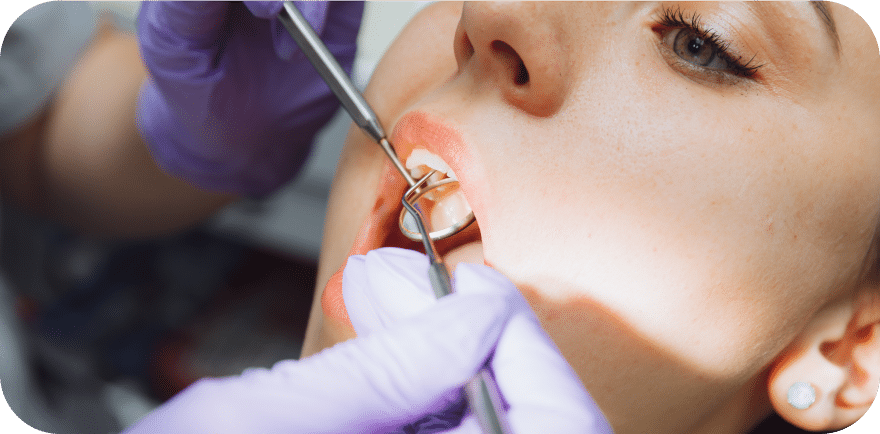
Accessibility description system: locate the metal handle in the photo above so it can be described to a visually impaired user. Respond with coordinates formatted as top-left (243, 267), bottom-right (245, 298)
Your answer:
top-left (466, 369), bottom-right (514, 434)
top-left (277, 1), bottom-right (417, 186)
top-left (431, 266), bottom-right (513, 434)
top-left (276, 1), bottom-right (385, 143)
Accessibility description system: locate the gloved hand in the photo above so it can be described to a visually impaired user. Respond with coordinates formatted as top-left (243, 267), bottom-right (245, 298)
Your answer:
top-left (122, 257), bottom-right (514, 434)
top-left (136, 1), bottom-right (363, 196)
top-left (342, 247), bottom-right (613, 433)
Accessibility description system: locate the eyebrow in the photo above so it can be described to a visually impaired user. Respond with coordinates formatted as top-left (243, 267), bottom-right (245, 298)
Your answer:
top-left (809, 1), bottom-right (840, 53)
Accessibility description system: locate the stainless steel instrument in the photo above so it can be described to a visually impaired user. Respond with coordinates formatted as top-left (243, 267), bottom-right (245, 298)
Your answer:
top-left (278, 3), bottom-right (511, 433)
top-left (277, 1), bottom-right (475, 242)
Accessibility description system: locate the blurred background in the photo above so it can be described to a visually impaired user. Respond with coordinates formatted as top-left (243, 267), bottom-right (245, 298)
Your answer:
top-left (0, 2), bottom-right (429, 432)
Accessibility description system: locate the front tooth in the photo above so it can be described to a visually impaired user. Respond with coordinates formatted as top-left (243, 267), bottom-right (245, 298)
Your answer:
top-left (404, 148), bottom-right (468, 205)
top-left (406, 149), bottom-right (454, 179)
top-left (428, 171), bottom-right (444, 184)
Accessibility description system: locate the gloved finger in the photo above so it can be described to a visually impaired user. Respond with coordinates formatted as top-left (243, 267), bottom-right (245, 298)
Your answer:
top-left (244, 1), bottom-right (284, 18)
top-left (342, 249), bottom-right (505, 434)
top-left (138, 1), bottom-right (232, 48)
top-left (454, 264), bottom-right (613, 433)
top-left (292, 291), bottom-right (509, 433)
top-left (343, 248), bottom-right (437, 336)
top-left (124, 288), bottom-right (511, 434)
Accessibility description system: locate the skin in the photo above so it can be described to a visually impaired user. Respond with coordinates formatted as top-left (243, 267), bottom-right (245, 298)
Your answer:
top-left (0, 17), bottom-right (234, 238)
top-left (300, 2), bottom-right (880, 434)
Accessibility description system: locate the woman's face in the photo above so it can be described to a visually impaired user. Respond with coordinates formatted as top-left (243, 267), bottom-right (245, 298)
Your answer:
top-left (302, 2), bottom-right (880, 433)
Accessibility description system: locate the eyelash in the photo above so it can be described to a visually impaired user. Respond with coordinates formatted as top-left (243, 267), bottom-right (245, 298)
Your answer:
top-left (654, 6), bottom-right (763, 79)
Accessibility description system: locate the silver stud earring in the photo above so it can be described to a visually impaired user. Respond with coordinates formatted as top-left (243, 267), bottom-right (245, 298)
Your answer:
top-left (787, 382), bottom-right (817, 410)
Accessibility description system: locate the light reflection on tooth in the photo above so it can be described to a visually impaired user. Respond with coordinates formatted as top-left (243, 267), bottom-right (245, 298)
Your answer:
top-left (430, 190), bottom-right (472, 233)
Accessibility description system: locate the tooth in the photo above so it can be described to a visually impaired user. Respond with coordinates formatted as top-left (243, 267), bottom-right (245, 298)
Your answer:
top-left (410, 166), bottom-right (427, 179)
top-left (404, 149), bottom-right (469, 217)
top-left (406, 149), bottom-right (452, 179)
top-left (430, 190), bottom-right (472, 231)
top-left (429, 171), bottom-right (444, 184)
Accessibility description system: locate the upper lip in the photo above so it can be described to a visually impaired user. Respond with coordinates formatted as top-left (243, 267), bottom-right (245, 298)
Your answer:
top-left (389, 110), bottom-right (471, 187)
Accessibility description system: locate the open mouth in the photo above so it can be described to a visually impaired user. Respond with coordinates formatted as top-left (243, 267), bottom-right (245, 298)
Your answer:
top-left (402, 149), bottom-right (476, 236)
top-left (320, 112), bottom-right (486, 327)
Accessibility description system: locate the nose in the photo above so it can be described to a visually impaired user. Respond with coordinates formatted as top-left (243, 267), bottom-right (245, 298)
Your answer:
top-left (454, 2), bottom-right (569, 117)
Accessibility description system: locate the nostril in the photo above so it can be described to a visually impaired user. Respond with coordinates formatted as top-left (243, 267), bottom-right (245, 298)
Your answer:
top-left (490, 40), bottom-right (529, 86)
top-left (514, 58), bottom-right (529, 86)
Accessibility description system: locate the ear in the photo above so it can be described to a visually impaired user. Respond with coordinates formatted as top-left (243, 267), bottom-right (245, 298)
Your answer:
top-left (767, 279), bottom-right (880, 432)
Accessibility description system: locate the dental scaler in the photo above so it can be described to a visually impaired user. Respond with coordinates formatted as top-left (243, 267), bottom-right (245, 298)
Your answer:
top-left (278, 3), bottom-right (512, 434)
top-left (276, 1), bottom-right (474, 243)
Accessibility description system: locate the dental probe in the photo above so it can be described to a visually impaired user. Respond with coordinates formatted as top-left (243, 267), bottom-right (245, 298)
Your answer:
top-left (276, 1), bottom-right (413, 184)
top-left (402, 172), bottom-right (514, 434)
top-left (277, 1), bottom-right (475, 242)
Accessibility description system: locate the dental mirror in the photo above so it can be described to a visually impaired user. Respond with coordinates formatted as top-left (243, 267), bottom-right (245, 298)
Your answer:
top-left (399, 172), bottom-right (475, 242)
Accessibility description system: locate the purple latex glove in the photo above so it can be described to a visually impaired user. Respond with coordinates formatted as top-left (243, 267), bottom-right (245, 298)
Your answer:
top-left (136, 1), bottom-right (363, 196)
top-left (343, 248), bottom-right (614, 433)
top-left (122, 266), bottom-right (513, 433)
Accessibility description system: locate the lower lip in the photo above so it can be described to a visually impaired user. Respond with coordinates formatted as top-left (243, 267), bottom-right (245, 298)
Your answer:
top-left (321, 268), bottom-right (350, 325)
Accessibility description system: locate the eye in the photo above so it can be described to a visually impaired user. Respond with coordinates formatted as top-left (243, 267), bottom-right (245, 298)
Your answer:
top-left (653, 6), bottom-right (762, 81)
top-left (667, 27), bottom-right (730, 71)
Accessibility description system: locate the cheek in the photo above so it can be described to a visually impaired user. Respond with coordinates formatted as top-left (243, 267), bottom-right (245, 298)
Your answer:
top-left (468, 83), bottom-right (865, 378)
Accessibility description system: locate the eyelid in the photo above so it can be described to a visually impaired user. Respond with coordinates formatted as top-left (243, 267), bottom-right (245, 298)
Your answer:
top-left (655, 32), bottom-right (745, 87)
top-left (652, 5), bottom-right (764, 81)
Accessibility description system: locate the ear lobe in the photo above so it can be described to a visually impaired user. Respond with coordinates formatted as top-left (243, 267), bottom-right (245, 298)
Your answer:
top-left (767, 288), bottom-right (880, 432)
